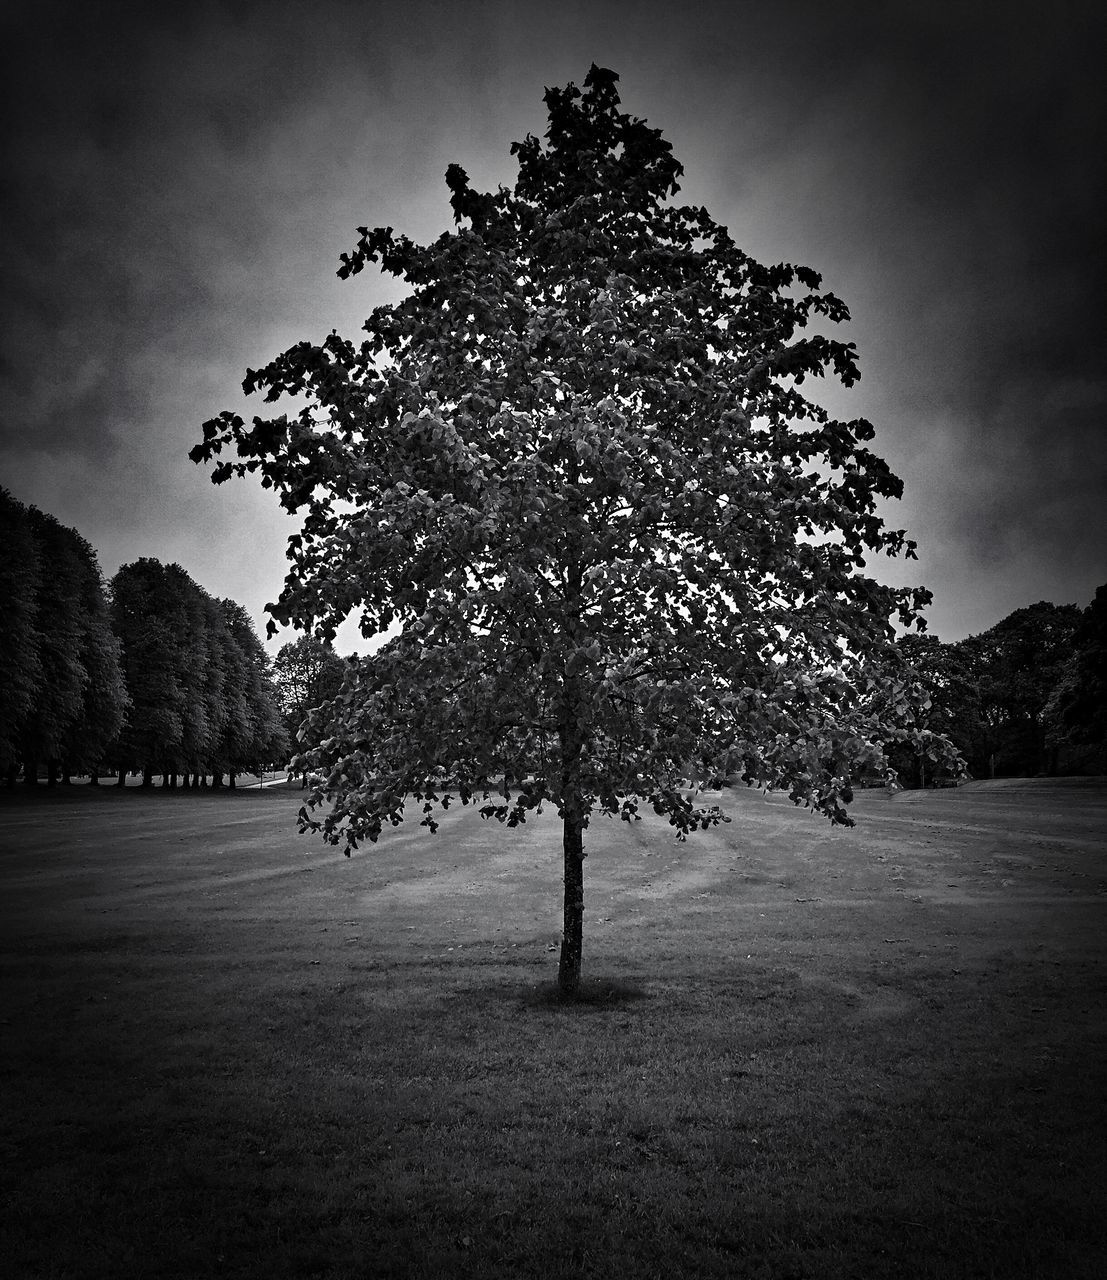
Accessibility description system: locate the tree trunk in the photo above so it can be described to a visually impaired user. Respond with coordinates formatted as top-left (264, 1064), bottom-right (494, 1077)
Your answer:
top-left (557, 501), bottom-right (586, 1000)
top-left (212, 771), bottom-right (224, 789)
top-left (117, 768), bottom-right (127, 787)
top-left (558, 803), bottom-right (585, 998)
top-left (228, 773), bottom-right (237, 790)
top-left (142, 767), bottom-right (153, 788)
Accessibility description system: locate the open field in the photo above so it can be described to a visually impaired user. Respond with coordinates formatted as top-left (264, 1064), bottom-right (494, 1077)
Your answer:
top-left (2, 779), bottom-right (1106, 1278)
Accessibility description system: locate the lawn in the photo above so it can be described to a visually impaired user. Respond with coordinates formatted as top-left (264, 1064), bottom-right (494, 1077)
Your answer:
top-left (2, 779), bottom-right (1105, 1279)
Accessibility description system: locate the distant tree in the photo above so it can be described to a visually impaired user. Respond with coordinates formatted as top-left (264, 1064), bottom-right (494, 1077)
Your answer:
top-left (110, 560), bottom-right (188, 785)
top-left (109, 560), bottom-right (286, 787)
top-left (167, 564), bottom-right (218, 787)
top-left (0, 490), bottom-right (42, 782)
top-left (208, 599), bottom-right (252, 788)
top-left (192, 66), bottom-right (955, 995)
top-left (219, 599), bottom-right (289, 783)
top-left (272, 635), bottom-right (346, 763)
top-left (886, 634), bottom-right (973, 786)
top-left (60, 566), bottom-right (128, 783)
top-left (193, 593), bottom-right (231, 787)
top-left (1044, 584), bottom-right (1107, 769)
top-left (17, 509), bottom-right (87, 782)
top-left (958, 601), bottom-right (1081, 777)
top-left (0, 494), bottom-right (127, 785)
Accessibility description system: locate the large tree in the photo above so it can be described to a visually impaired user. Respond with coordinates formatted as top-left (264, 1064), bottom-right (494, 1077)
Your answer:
top-left (192, 66), bottom-right (953, 996)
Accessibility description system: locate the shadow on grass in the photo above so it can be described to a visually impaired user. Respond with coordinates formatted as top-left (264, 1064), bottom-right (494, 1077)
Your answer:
top-left (520, 975), bottom-right (651, 1009)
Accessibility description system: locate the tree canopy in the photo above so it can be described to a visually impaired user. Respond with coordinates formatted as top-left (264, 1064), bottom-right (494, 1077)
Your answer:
top-left (110, 559), bottom-right (288, 785)
top-left (1043, 586), bottom-right (1106, 768)
top-left (0, 489), bottom-right (127, 783)
top-left (192, 66), bottom-right (957, 994)
top-left (957, 600), bottom-right (1081, 777)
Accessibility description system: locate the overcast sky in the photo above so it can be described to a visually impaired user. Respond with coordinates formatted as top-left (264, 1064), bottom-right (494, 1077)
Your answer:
top-left (3, 0), bottom-right (1104, 652)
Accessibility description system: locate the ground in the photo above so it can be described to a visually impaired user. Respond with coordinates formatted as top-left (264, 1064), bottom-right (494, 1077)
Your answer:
top-left (1, 778), bottom-right (1105, 1278)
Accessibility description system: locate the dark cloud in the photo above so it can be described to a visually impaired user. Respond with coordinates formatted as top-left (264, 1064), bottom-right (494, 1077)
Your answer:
top-left (1, 0), bottom-right (1103, 648)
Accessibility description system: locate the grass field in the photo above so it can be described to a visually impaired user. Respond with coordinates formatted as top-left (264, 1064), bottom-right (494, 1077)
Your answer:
top-left (2, 779), bottom-right (1105, 1279)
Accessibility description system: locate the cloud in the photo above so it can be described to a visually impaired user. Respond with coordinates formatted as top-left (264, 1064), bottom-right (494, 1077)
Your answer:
top-left (2, 0), bottom-right (1103, 650)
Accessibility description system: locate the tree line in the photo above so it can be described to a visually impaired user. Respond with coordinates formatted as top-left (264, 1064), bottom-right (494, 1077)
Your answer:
top-left (3, 482), bottom-right (1102, 795)
top-left (891, 588), bottom-right (1107, 786)
top-left (1, 489), bottom-right (291, 788)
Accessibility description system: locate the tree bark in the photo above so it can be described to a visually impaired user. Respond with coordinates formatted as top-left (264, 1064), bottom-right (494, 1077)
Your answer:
top-left (558, 801), bottom-right (585, 998)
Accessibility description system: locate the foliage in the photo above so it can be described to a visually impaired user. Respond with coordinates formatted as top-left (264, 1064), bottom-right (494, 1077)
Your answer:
top-left (110, 560), bottom-right (190, 773)
top-left (0, 489), bottom-right (43, 774)
top-left (192, 66), bottom-right (955, 991)
top-left (890, 595), bottom-right (1102, 783)
top-left (1044, 583), bottom-right (1107, 766)
top-left (956, 601), bottom-right (1081, 777)
top-left (219, 597), bottom-right (290, 771)
top-left (271, 634), bottom-right (346, 751)
top-left (109, 559), bottom-right (288, 781)
top-left (886, 634), bottom-right (975, 787)
top-left (61, 575), bottom-right (128, 775)
top-left (0, 490), bottom-right (127, 781)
